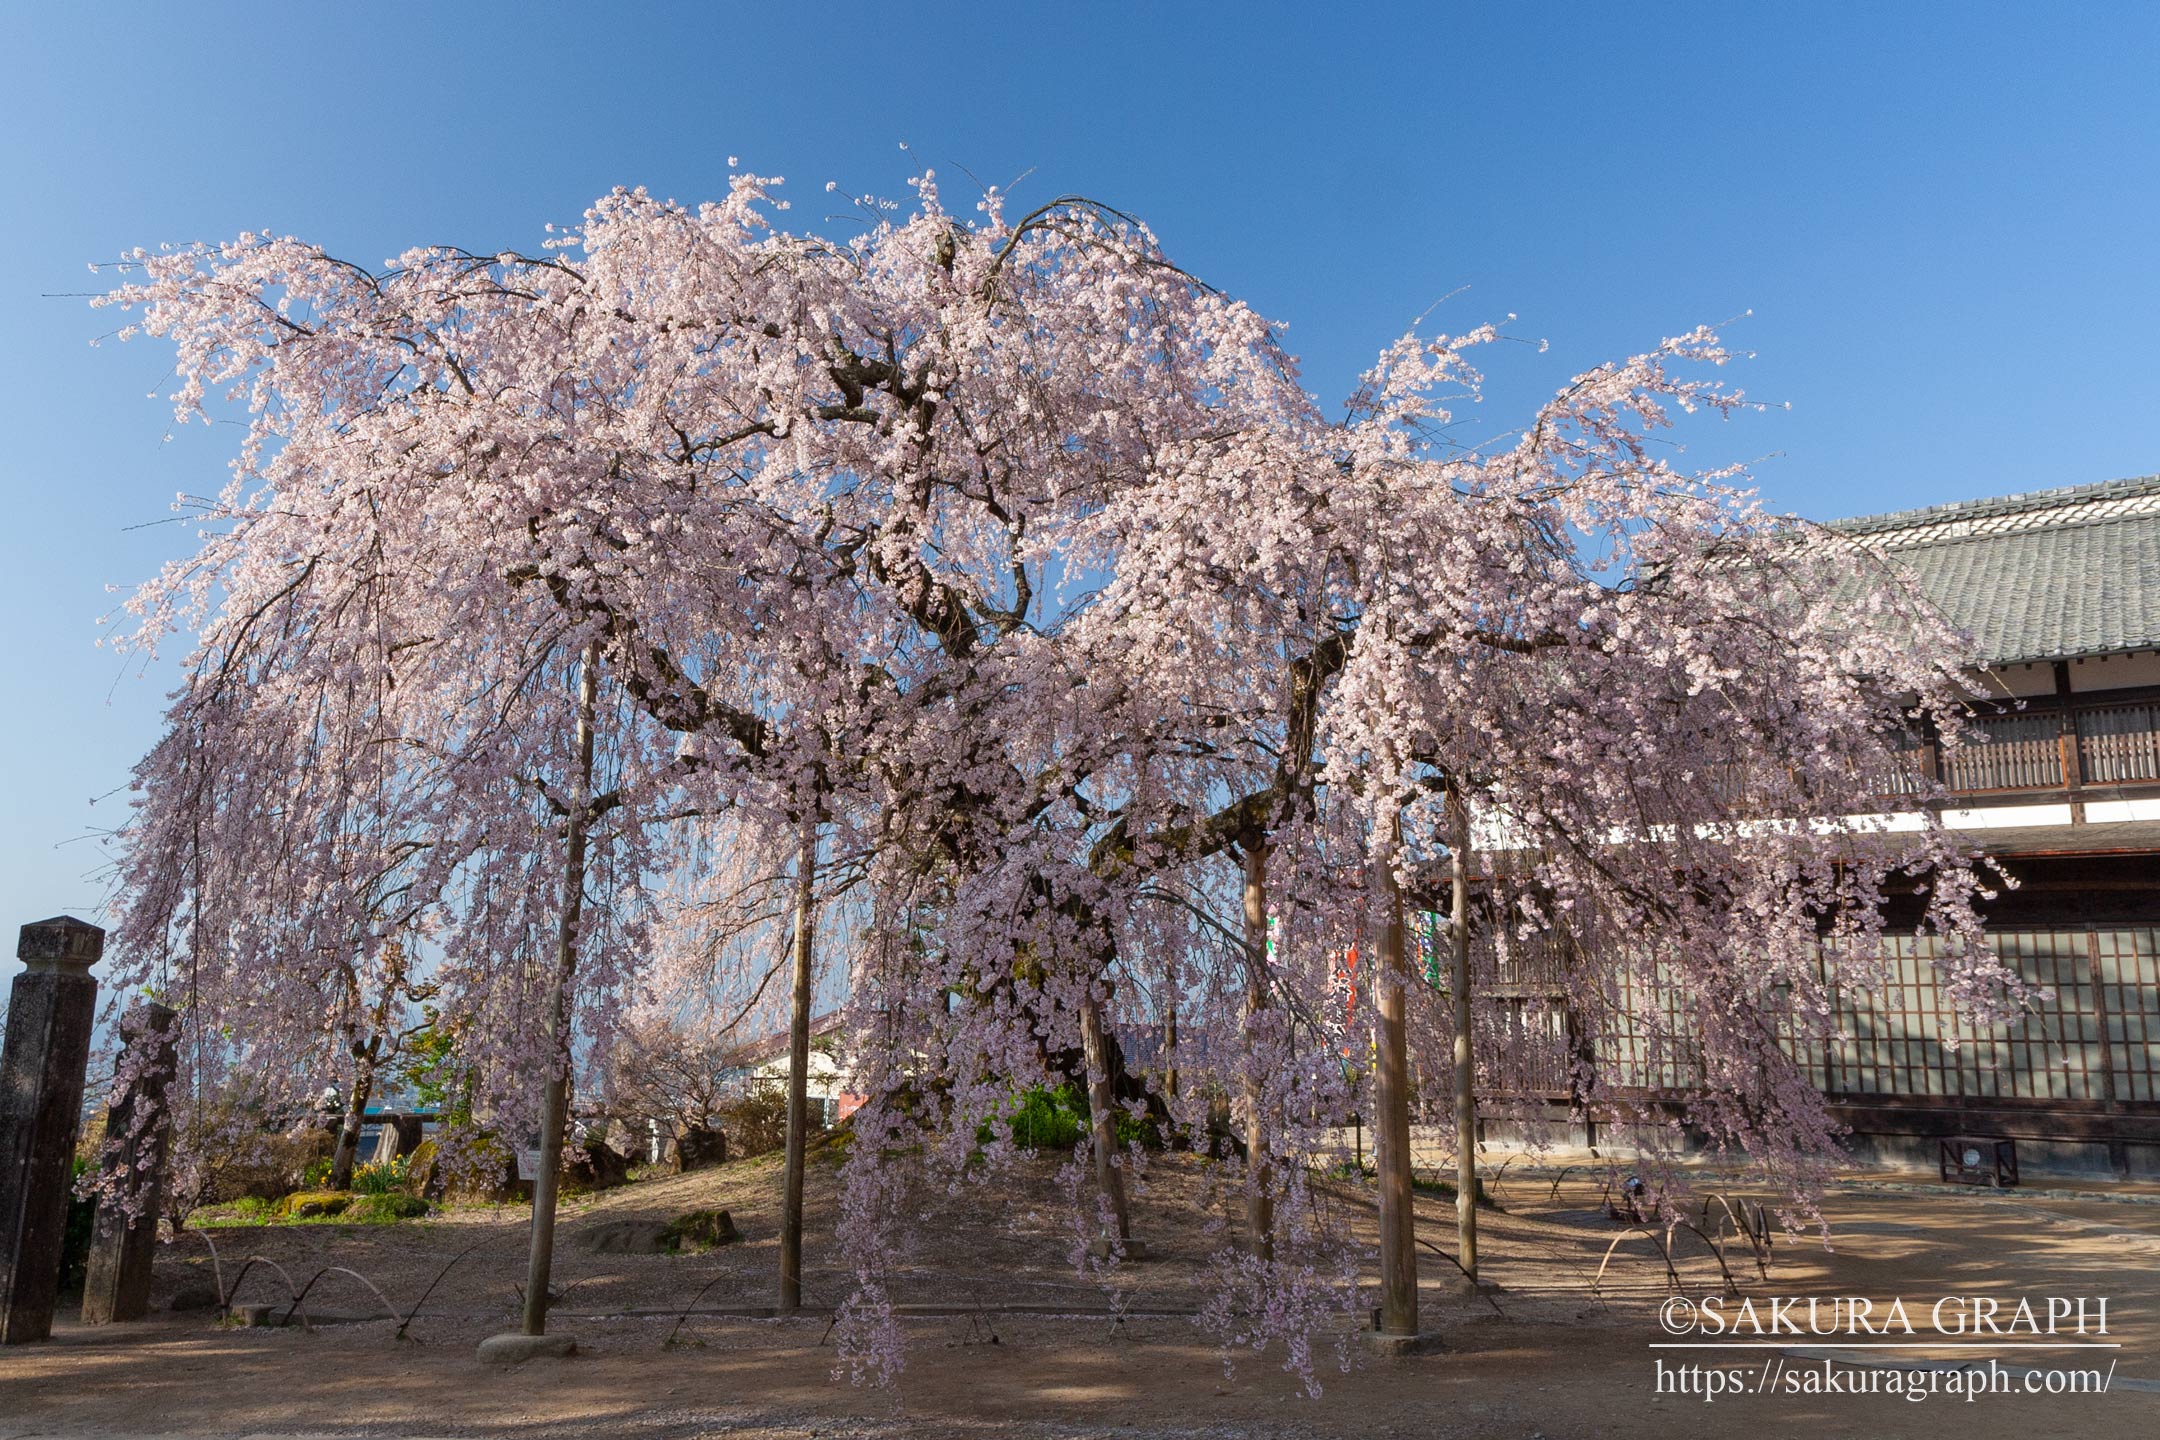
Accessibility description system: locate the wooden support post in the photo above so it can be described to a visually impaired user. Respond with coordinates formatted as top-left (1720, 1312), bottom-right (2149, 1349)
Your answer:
top-left (1446, 791), bottom-right (1479, 1283)
top-left (2086, 930), bottom-right (2131, 1179)
top-left (519, 642), bottom-right (598, 1340)
top-left (1241, 836), bottom-right (1273, 1261)
top-left (779, 809), bottom-right (817, 1313)
top-left (1374, 845), bottom-right (1418, 1335)
top-left (2054, 661), bottom-right (2087, 823)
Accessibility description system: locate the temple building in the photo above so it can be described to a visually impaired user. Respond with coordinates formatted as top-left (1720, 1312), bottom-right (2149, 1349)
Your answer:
top-left (1463, 476), bottom-right (2160, 1180)
top-left (1816, 475), bottom-right (2160, 1177)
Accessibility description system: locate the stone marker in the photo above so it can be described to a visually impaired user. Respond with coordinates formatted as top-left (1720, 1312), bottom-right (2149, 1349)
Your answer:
top-left (166, 1280), bottom-right (220, 1312)
top-left (675, 1124), bottom-right (728, 1172)
top-left (82, 1001), bottom-right (179, 1324)
top-left (0, 916), bottom-right (102, 1344)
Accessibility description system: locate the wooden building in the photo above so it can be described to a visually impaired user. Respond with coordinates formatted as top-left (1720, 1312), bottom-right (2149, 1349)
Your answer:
top-left (1461, 477), bottom-right (2160, 1179)
top-left (1817, 476), bottom-right (2160, 1177)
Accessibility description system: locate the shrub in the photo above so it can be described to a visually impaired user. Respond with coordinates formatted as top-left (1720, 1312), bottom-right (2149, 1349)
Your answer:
top-left (972, 1084), bottom-right (1163, 1154)
top-left (432, 1127), bottom-right (524, 1203)
top-left (169, 1112), bottom-right (334, 1226)
top-left (1114, 1105), bottom-right (1162, 1151)
top-left (1003, 1085), bottom-right (1089, 1151)
top-left (714, 1082), bottom-right (800, 1159)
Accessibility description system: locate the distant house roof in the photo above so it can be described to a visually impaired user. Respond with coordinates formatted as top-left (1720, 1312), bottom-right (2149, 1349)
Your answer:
top-left (1831, 475), bottom-right (2160, 666)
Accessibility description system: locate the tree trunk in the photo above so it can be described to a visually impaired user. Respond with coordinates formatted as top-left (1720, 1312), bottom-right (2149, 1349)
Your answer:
top-left (1374, 837), bottom-right (1418, 1335)
top-left (779, 808), bottom-right (817, 1313)
top-left (1077, 991), bottom-right (1131, 1241)
top-left (1448, 787), bottom-right (1479, 1282)
top-left (521, 640), bottom-right (598, 1338)
top-left (1240, 836), bottom-right (1273, 1260)
top-left (327, 1052), bottom-right (377, 1191)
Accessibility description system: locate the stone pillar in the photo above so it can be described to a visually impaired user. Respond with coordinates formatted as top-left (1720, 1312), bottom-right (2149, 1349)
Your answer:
top-left (0, 916), bottom-right (103, 1344)
top-left (81, 1001), bottom-right (178, 1325)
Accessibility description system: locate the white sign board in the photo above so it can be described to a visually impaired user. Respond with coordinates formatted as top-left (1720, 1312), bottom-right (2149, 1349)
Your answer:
top-left (516, 1148), bottom-right (541, 1181)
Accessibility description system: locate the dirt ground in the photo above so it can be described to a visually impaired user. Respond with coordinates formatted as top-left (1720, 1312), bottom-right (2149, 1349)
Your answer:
top-left (5, 1148), bottom-right (2158, 1438)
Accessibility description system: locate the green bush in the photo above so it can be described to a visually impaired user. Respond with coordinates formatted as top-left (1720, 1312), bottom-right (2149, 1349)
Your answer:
top-left (1009, 1085), bottom-right (1088, 1150)
top-left (976, 1084), bottom-right (1163, 1153)
top-left (191, 1195), bottom-right (277, 1228)
top-left (715, 1082), bottom-right (798, 1158)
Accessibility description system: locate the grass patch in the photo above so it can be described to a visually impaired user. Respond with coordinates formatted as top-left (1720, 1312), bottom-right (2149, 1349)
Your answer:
top-left (194, 1190), bottom-right (431, 1228)
top-left (1411, 1173), bottom-right (1503, 1210)
top-left (346, 1192), bottom-right (431, 1221)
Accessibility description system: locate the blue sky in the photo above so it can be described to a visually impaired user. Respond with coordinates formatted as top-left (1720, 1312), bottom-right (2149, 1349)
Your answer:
top-left (2, 2), bottom-right (2156, 948)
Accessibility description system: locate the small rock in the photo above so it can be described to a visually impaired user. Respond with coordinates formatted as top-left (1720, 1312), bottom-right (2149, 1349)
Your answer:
top-left (1365, 1328), bottom-right (1446, 1357)
top-left (477, 1331), bottom-right (578, 1363)
top-left (167, 1282), bottom-right (221, 1312)
top-left (661, 1208), bottom-right (741, 1252)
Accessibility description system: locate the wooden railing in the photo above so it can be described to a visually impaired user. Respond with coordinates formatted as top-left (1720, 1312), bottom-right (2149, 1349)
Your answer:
top-left (1942, 712), bottom-right (2068, 793)
top-left (2080, 701), bottom-right (2160, 785)
top-left (1913, 696), bottom-right (2160, 798)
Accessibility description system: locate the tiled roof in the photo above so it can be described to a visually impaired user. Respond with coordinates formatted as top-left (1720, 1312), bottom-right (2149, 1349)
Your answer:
top-left (1831, 476), bottom-right (2160, 665)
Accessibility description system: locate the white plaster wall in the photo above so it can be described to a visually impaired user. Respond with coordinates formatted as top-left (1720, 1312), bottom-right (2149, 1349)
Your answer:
top-left (2068, 649), bottom-right (2160, 693)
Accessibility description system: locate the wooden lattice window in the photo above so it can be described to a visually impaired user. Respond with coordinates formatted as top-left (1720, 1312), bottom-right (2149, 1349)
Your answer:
top-left (1828, 931), bottom-right (2146, 1104)
top-left (2096, 928), bottom-right (2160, 1103)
